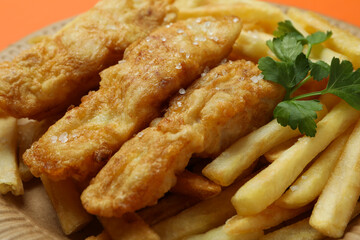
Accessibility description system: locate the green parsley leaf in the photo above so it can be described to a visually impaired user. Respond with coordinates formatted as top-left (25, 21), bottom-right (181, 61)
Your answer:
top-left (268, 35), bottom-right (303, 62)
top-left (294, 53), bottom-right (310, 83)
top-left (310, 60), bottom-right (330, 81)
top-left (274, 100), bottom-right (323, 137)
top-left (259, 53), bottom-right (309, 99)
top-left (306, 31), bottom-right (332, 46)
top-left (273, 20), bottom-right (304, 40)
top-left (323, 58), bottom-right (360, 109)
top-left (258, 57), bottom-right (294, 93)
top-left (259, 20), bottom-right (359, 137)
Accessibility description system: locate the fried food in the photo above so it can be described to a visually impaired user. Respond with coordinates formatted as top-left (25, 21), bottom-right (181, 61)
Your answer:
top-left (176, 0), bottom-right (285, 33)
top-left (310, 118), bottom-right (360, 238)
top-left (231, 101), bottom-right (360, 216)
top-left (0, 117), bottom-right (23, 196)
top-left (224, 204), bottom-right (311, 234)
top-left (41, 176), bottom-right (93, 235)
top-left (276, 128), bottom-right (352, 209)
top-left (23, 16), bottom-right (242, 181)
top-left (137, 193), bottom-right (200, 226)
top-left (151, 177), bottom-right (248, 240)
top-left (81, 59), bottom-right (284, 217)
top-left (171, 170), bottom-right (221, 199)
top-left (185, 226), bottom-right (263, 240)
top-left (99, 213), bottom-right (160, 240)
top-left (0, 0), bottom-right (176, 119)
top-left (202, 107), bottom-right (326, 187)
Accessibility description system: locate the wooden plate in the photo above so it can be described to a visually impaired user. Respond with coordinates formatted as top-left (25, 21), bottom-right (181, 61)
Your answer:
top-left (1, 5), bottom-right (360, 240)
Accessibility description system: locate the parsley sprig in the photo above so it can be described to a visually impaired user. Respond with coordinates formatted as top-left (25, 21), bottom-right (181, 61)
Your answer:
top-left (258, 20), bottom-right (360, 137)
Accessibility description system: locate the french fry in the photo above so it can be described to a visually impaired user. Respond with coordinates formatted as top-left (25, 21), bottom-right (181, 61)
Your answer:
top-left (202, 105), bottom-right (327, 186)
top-left (224, 204), bottom-right (310, 234)
top-left (318, 94), bottom-right (340, 110)
top-left (177, 1), bottom-right (285, 33)
top-left (41, 176), bottom-right (93, 235)
top-left (99, 213), bottom-right (160, 240)
top-left (137, 193), bottom-right (200, 226)
top-left (261, 202), bottom-right (360, 240)
top-left (309, 43), bottom-right (348, 64)
top-left (231, 101), bottom-right (360, 216)
top-left (264, 137), bottom-right (299, 163)
top-left (185, 225), bottom-right (263, 240)
top-left (282, 16), bottom-right (347, 64)
top-left (86, 231), bottom-right (112, 240)
top-left (152, 177), bottom-right (249, 240)
top-left (276, 127), bottom-right (352, 209)
top-left (260, 218), bottom-right (325, 240)
top-left (230, 30), bottom-right (275, 61)
top-left (0, 117), bottom-right (23, 196)
top-left (310, 118), bottom-right (360, 238)
top-left (173, 0), bottom-right (208, 9)
top-left (17, 118), bottom-right (52, 182)
top-left (17, 119), bottom-right (36, 182)
top-left (170, 170), bottom-right (221, 200)
top-left (287, 8), bottom-right (360, 68)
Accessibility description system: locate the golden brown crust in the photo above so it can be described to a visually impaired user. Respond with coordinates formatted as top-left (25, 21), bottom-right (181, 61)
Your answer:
top-left (0, 0), bottom-right (176, 119)
top-left (23, 16), bottom-right (242, 181)
top-left (81, 60), bottom-right (284, 217)
top-left (171, 170), bottom-right (222, 199)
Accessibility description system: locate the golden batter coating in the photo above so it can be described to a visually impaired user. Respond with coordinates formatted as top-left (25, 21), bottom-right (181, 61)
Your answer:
top-left (81, 60), bottom-right (284, 217)
top-left (23, 16), bottom-right (242, 181)
top-left (0, 0), bottom-right (176, 119)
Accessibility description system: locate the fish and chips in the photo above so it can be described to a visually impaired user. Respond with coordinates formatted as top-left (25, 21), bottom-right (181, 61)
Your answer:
top-left (23, 15), bottom-right (242, 181)
top-left (1, 0), bottom-right (360, 239)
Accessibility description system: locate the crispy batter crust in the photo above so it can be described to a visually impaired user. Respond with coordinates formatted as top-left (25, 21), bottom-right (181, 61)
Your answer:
top-left (23, 16), bottom-right (242, 181)
top-left (0, 0), bottom-right (176, 119)
top-left (81, 60), bottom-right (284, 217)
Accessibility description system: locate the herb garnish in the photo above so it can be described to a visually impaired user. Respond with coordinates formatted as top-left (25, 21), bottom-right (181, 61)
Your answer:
top-left (258, 20), bottom-right (360, 137)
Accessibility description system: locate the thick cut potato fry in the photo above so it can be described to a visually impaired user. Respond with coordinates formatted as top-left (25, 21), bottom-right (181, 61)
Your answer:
top-left (310, 118), bottom-right (360, 238)
top-left (262, 202), bottom-right (360, 240)
top-left (152, 177), bottom-right (249, 240)
top-left (0, 117), bottom-right (23, 196)
top-left (287, 8), bottom-right (360, 68)
top-left (177, 1), bottom-right (285, 33)
top-left (260, 218), bottom-right (324, 240)
top-left (171, 170), bottom-right (221, 199)
top-left (17, 119), bottom-right (37, 182)
top-left (41, 176), bottom-right (93, 235)
top-left (17, 118), bottom-right (54, 181)
top-left (264, 137), bottom-right (299, 163)
top-left (99, 213), bottom-right (160, 240)
top-left (185, 225), bottom-right (263, 240)
top-left (138, 193), bottom-right (199, 226)
top-left (318, 94), bottom-right (340, 110)
top-left (230, 30), bottom-right (275, 61)
top-left (224, 204), bottom-right (310, 234)
top-left (203, 105), bottom-right (327, 186)
top-left (232, 101), bottom-right (360, 216)
top-left (276, 128), bottom-right (352, 209)
top-left (309, 44), bottom-right (348, 64)
top-left (86, 231), bottom-right (112, 240)
top-left (173, 0), bottom-right (209, 9)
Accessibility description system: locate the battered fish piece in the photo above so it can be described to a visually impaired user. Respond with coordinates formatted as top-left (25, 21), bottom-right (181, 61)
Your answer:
top-left (0, 0), bottom-right (176, 119)
top-left (81, 60), bottom-right (284, 217)
top-left (24, 17), bottom-right (242, 181)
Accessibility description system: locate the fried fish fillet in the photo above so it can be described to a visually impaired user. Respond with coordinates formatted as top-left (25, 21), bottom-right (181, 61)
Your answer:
top-left (0, 0), bottom-right (176, 119)
top-left (81, 60), bottom-right (285, 217)
top-left (23, 16), bottom-right (242, 181)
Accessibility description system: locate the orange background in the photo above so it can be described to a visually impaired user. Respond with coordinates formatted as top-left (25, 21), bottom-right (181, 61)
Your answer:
top-left (0, 0), bottom-right (360, 51)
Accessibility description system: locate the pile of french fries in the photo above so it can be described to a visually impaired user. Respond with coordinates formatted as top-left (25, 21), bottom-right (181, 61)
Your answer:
top-left (2, 0), bottom-right (360, 239)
